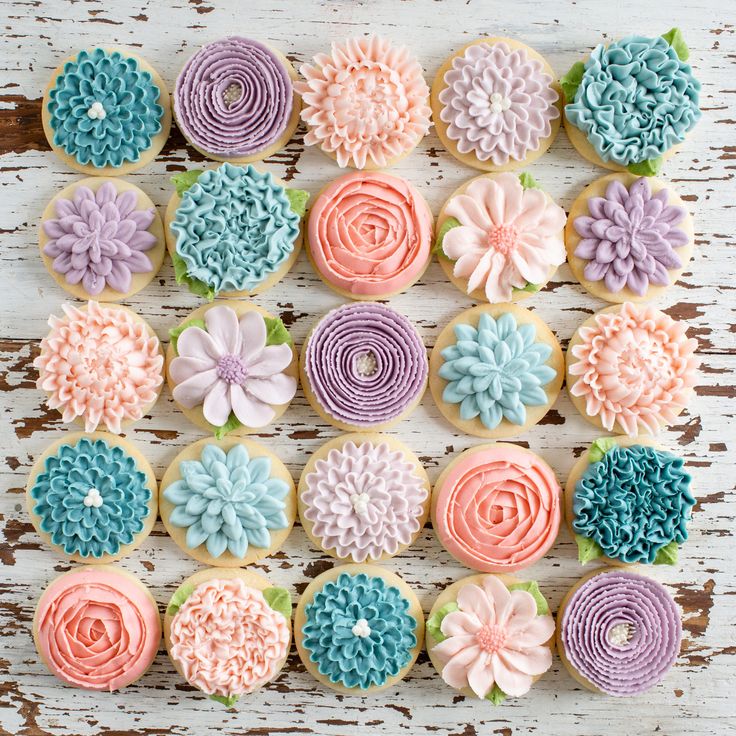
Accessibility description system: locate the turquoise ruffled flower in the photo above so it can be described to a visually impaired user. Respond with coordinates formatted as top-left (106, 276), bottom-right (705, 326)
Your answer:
top-left (48, 48), bottom-right (164, 168)
top-left (164, 443), bottom-right (289, 559)
top-left (439, 312), bottom-right (556, 429)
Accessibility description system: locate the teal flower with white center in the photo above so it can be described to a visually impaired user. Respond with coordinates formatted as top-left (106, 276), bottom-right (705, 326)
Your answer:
top-left (164, 443), bottom-right (289, 559)
top-left (439, 312), bottom-right (556, 429)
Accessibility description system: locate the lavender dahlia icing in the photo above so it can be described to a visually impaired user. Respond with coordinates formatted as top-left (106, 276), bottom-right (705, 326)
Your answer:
top-left (175, 37), bottom-right (293, 158)
top-left (304, 303), bottom-right (427, 427)
top-left (560, 571), bottom-right (681, 696)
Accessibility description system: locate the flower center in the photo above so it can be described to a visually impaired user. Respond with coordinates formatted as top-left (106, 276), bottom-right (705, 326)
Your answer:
top-left (83, 487), bottom-right (103, 508)
top-left (86, 101), bottom-right (107, 120)
top-left (608, 623), bottom-right (633, 647)
top-left (489, 92), bottom-right (511, 114)
top-left (350, 492), bottom-right (371, 516)
top-left (216, 354), bottom-right (248, 384)
top-left (487, 225), bottom-right (518, 255)
top-left (355, 351), bottom-right (378, 377)
top-left (223, 83), bottom-right (242, 107)
top-left (352, 618), bottom-right (372, 638)
top-left (617, 338), bottom-right (675, 392)
top-left (476, 624), bottom-right (507, 653)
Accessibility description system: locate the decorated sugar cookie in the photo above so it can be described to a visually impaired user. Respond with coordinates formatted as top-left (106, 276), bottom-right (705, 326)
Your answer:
top-left (557, 569), bottom-right (681, 696)
top-left (300, 302), bottom-right (428, 431)
top-left (430, 304), bottom-right (564, 438)
top-left (174, 36), bottom-right (300, 163)
top-left (161, 436), bottom-right (296, 566)
top-left (42, 47), bottom-right (171, 175)
top-left (432, 444), bottom-right (561, 573)
top-left (294, 564), bottom-right (424, 694)
top-left (165, 568), bottom-right (292, 707)
top-left (33, 566), bottom-right (161, 691)
top-left (432, 37), bottom-right (561, 171)
top-left (166, 302), bottom-right (298, 437)
top-left (39, 178), bottom-right (165, 301)
top-left (307, 171), bottom-right (433, 299)
top-left (426, 574), bottom-right (555, 704)
top-left (566, 303), bottom-right (699, 436)
top-left (165, 163), bottom-right (308, 299)
top-left (296, 35), bottom-right (431, 169)
top-left (561, 29), bottom-right (701, 175)
top-left (298, 433), bottom-right (430, 562)
top-left (566, 436), bottom-right (694, 567)
top-left (34, 302), bottom-right (164, 433)
top-left (435, 172), bottom-right (566, 303)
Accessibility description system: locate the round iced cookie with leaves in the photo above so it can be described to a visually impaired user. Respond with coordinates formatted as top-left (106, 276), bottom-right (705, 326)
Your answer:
top-left (294, 563), bottom-right (424, 694)
top-left (435, 172), bottom-right (566, 303)
top-left (430, 304), bottom-right (563, 439)
top-left (426, 574), bottom-right (555, 705)
top-left (164, 163), bottom-right (308, 299)
top-left (565, 435), bottom-right (694, 567)
top-left (164, 567), bottom-right (292, 707)
top-left (166, 302), bottom-right (298, 437)
top-left (160, 436), bottom-right (296, 566)
top-left (42, 47), bottom-right (171, 176)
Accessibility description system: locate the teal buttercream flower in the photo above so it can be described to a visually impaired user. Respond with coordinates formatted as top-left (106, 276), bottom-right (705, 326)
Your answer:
top-left (565, 35), bottom-right (701, 166)
top-left (439, 312), bottom-right (556, 428)
top-left (48, 48), bottom-right (164, 168)
top-left (171, 163), bottom-right (300, 294)
top-left (164, 443), bottom-right (289, 559)
top-left (573, 444), bottom-right (694, 564)
top-left (31, 437), bottom-right (151, 558)
top-left (302, 572), bottom-right (417, 689)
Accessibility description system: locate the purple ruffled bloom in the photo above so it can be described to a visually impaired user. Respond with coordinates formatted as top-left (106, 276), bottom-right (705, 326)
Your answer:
top-left (573, 178), bottom-right (687, 296)
top-left (43, 182), bottom-right (157, 295)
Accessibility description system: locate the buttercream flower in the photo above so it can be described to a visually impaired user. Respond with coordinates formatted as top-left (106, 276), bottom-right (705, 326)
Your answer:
top-left (432, 576), bottom-right (554, 698)
top-left (442, 173), bottom-right (566, 302)
top-left (574, 177), bottom-right (688, 295)
top-left (170, 305), bottom-right (296, 429)
top-left (43, 182), bottom-right (156, 296)
top-left (296, 35), bottom-right (431, 168)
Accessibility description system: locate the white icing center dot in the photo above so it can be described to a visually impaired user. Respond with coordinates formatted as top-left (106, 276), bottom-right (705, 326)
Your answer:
top-left (355, 351), bottom-right (378, 377)
top-left (223, 83), bottom-right (242, 107)
top-left (83, 487), bottom-right (103, 508)
top-left (352, 618), bottom-right (371, 638)
top-left (350, 492), bottom-right (371, 516)
top-left (86, 101), bottom-right (107, 120)
top-left (489, 92), bottom-right (511, 115)
top-left (608, 623), bottom-right (632, 646)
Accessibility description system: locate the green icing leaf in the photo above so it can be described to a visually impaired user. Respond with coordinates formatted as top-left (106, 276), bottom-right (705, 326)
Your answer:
top-left (263, 316), bottom-right (292, 346)
top-left (172, 249), bottom-right (216, 301)
top-left (426, 601), bottom-right (459, 643)
top-left (662, 27), bottom-right (690, 61)
top-left (209, 694), bottom-right (239, 708)
top-left (171, 169), bottom-right (204, 197)
top-left (518, 172), bottom-right (540, 190)
top-left (508, 581), bottom-right (550, 616)
top-left (212, 412), bottom-right (242, 440)
top-left (627, 157), bottom-right (663, 177)
top-left (263, 587), bottom-right (292, 621)
top-left (167, 583), bottom-right (195, 616)
top-left (169, 319), bottom-right (206, 355)
top-left (513, 282), bottom-right (541, 294)
top-left (654, 540), bottom-right (679, 566)
top-left (285, 188), bottom-right (310, 218)
top-left (560, 61), bottom-right (586, 104)
top-left (434, 217), bottom-right (461, 259)
top-left (575, 533), bottom-right (605, 565)
top-left (588, 437), bottom-right (618, 463)
top-left (485, 684), bottom-right (508, 706)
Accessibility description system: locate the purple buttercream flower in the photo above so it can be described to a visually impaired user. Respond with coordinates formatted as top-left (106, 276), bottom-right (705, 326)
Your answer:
top-left (573, 178), bottom-right (688, 296)
top-left (43, 182), bottom-right (157, 295)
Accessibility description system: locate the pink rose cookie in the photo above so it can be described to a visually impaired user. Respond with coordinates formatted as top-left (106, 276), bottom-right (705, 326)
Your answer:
top-left (432, 444), bottom-right (561, 573)
top-left (164, 568), bottom-right (291, 707)
top-left (296, 35), bottom-right (431, 169)
top-left (435, 172), bottom-right (566, 303)
top-left (34, 301), bottom-right (164, 433)
top-left (426, 574), bottom-right (555, 704)
top-left (33, 566), bottom-right (161, 691)
top-left (307, 171), bottom-right (433, 299)
top-left (566, 303), bottom-right (699, 436)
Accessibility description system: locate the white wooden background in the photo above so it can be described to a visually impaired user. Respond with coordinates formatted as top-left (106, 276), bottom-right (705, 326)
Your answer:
top-left (1, 1), bottom-right (734, 734)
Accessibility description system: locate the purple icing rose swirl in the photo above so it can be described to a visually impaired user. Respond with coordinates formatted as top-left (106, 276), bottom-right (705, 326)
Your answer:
top-left (174, 36), bottom-right (293, 158)
top-left (304, 303), bottom-right (427, 427)
top-left (561, 571), bottom-right (681, 696)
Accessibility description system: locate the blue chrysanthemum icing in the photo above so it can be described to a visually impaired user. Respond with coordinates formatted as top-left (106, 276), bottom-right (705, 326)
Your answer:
top-left (573, 444), bottom-right (694, 564)
top-left (47, 48), bottom-right (164, 168)
top-left (31, 437), bottom-right (151, 558)
top-left (171, 163), bottom-right (300, 294)
top-left (301, 572), bottom-right (417, 689)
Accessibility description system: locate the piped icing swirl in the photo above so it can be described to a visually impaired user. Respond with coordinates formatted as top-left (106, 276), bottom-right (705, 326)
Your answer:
top-left (308, 172), bottom-right (433, 297)
top-left (36, 567), bottom-right (161, 691)
top-left (169, 578), bottom-right (290, 697)
top-left (175, 37), bottom-right (293, 158)
top-left (568, 303), bottom-right (698, 436)
top-left (435, 445), bottom-right (561, 572)
top-left (560, 571), bottom-right (681, 696)
top-left (296, 36), bottom-right (431, 168)
top-left (302, 440), bottom-right (428, 562)
top-left (303, 303), bottom-right (427, 427)
top-left (439, 42), bottom-right (559, 165)
top-left (34, 302), bottom-right (163, 433)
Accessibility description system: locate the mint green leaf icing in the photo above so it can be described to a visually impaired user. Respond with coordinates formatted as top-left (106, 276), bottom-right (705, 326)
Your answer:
top-left (263, 587), bottom-right (292, 621)
top-left (560, 61), bottom-right (586, 104)
top-left (518, 172), bottom-right (539, 190)
top-left (574, 533), bottom-right (604, 565)
top-left (163, 443), bottom-right (289, 559)
top-left (30, 437), bottom-right (151, 558)
top-left (209, 694), bottom-right (239, 708)
top-left (212, 412), bottom-right (242, 440)
top-left (434, 217), bottom-right (461, 259)
top-left (439, 311), bottom-right (556, 429)
top-left (662, 27), bottom-right (690, 61)
top-left (167, 583), bottom-right (195, 616)
top-left (653, 540), bottom-right (679, 566)
top-left (171, 170), bottom-right (204, 197)
top-left (169, 318), bottom-right (206, 355)
top-left (426, 601), bottom-right (459, 644)
top-left (588, 437), bottom-right (618, 463)
top-left (47, 48), bottom-right (164, 169)
top-left (301, 572), bottom-right (417, 690)
top-left (264, 316), bottom-right (292, 346)
top-left (485, 684), bottom-right (508, 706)
top-left (626, 157), bottom-right (663, 177)
top-left (508, 581), bottom-right (550, 616)
top-left (172, 248), bottom-right (216, 301)
top-left (285, 188), bottom-right (310, 218)
top-left (513, 282), bottom-right (541, 294)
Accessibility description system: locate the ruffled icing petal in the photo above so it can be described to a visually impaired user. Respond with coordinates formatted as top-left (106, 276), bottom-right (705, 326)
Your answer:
top-left (491, 653), bottom-right (534, 697)
top-left (205, 305), bottom-right (242, 355)
top-left (176, 326), bottom-right (223, 362)
top-left (238, 311), bottom-right (268, 364)
top-left (497, 644), bottom-right (552, 677)
top-left (466, 655), bottom-right (496, 699)
top-left (230, 386), bottom-right (276, 428)
top-left (201, 379), bottom-right (231, 427)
